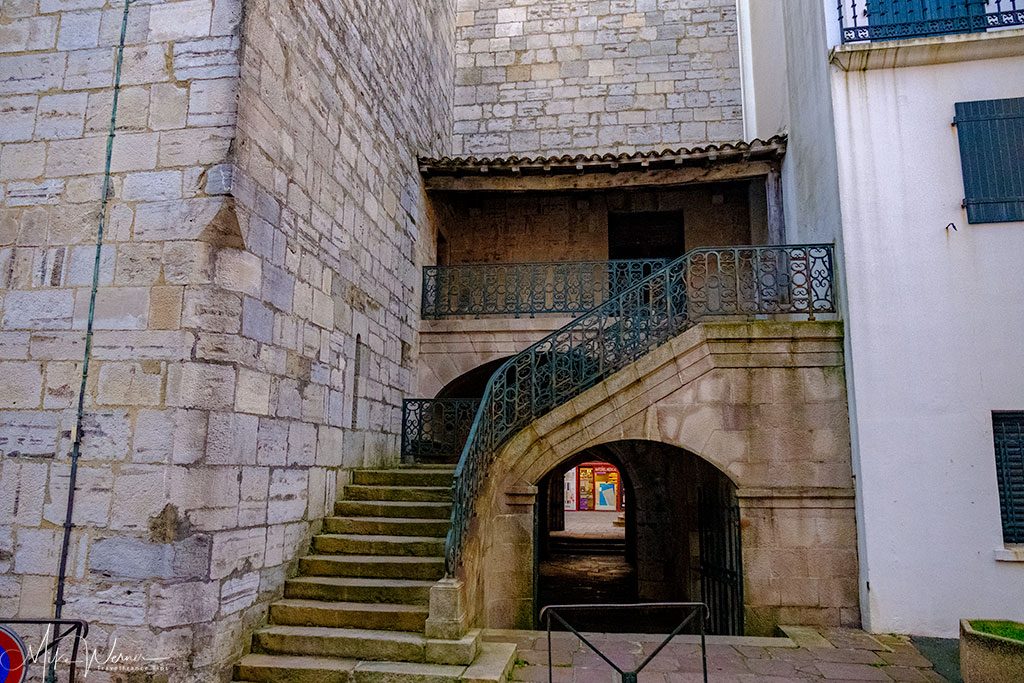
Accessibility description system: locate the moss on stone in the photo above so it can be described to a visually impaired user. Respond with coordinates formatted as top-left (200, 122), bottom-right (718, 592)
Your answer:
top-left (970, 620), bottom-right (1024, 643)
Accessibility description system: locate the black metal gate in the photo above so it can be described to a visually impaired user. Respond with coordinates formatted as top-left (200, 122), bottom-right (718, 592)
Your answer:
top-left (697, 486), bottom-right (744, 635)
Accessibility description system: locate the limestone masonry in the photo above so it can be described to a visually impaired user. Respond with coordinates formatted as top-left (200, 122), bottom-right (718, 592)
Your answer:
top-left (453, 0), bottom-right (743, 156)
top-left (1, 0), bottom-right (453, 676)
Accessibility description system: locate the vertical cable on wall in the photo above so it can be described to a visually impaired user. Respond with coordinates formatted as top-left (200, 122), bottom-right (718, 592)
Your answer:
top-left (52, 0), bottom-right (135, 624)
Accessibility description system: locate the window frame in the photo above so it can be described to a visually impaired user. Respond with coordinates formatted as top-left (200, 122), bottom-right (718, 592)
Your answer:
top-left (993, 411), bottom-right (1024, 545)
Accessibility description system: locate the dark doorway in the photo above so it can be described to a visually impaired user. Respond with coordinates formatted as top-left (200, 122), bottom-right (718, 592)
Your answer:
top-left (608, 211), bottom-right (685, 261)
top-left (535, 441), bottom-right (744, 635)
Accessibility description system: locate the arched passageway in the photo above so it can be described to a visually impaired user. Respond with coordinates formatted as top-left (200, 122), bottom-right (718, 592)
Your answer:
top-left (534, 440), bottom-right (743, 634)
top-left (435, 357), bottom-right (510, 400)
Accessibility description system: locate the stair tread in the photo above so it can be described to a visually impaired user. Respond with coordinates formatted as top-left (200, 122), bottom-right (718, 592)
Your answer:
top-left (337, 500), bottom-right (451, 507)
top-left (346, 485), bottom-right (452, 491)
top-left (359, 468), bottom-right (454, 474)
top-left (258, 624), bottom-right (427, 644)
top-left (237, 653), bottom-right (357, 671)
top-left (315, 533), bottom-right (444, 543)
top-left (274, 598), bottom-right (428, 613)
top-left (289, 576), bottom-right (437, 588)
top-left (304, 554), bottom-right (444, 564)
top-left (352, 660), bottom-right (465, 675)
top-left (327, 516), bottom-right (450, 524)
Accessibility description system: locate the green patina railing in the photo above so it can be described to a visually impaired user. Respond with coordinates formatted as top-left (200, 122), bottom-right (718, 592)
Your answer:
top-left (443, 244), bottom-right (836, 574)
top-left (422, 259), bottom-right (668, 318)
top-left (402, 398), bottom-right (480, 463)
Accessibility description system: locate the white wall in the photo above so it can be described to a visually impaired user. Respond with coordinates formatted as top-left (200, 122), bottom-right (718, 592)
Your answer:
top-left (831, 54), bottom-right (1024, 636)
top-left (737, 0), bottom-right (790, 140)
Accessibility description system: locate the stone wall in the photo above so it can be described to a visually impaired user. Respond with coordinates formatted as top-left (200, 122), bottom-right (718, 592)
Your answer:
top-left (453, 0), bottom-right (744, 156)
top-left (0, 0), bottom-right (454, 678)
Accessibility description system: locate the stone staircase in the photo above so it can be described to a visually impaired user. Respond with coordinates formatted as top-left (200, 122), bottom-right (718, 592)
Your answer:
top-left (233, 464), bottom-right (515, 682)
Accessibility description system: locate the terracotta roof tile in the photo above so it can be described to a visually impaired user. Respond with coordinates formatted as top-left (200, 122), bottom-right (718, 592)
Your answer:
top-left (419, 135), bottom-right (786, 176)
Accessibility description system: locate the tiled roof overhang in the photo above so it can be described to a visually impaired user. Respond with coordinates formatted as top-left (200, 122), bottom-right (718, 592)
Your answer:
top-left (419, 135), bottom-right (786, 178)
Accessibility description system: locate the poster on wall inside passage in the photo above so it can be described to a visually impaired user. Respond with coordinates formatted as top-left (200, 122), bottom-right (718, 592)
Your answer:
top-left (578, 467), bottom-right (594, 510)
top-left (594, 464), bottom-right (619, 511)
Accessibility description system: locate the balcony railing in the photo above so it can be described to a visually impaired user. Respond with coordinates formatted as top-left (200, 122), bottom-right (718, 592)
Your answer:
top-left (406, 245), bottom-right (836, 466)
top-left (443, 244), bottom-right (835, 572)
top-left (421, 259), bottom-right (667, 319)
top-left (839, 0), bottom-right (1023, 43)
top-left (402, 398), bottom-right (481, 462)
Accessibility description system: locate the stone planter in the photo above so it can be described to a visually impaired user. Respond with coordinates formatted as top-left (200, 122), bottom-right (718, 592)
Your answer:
top-left (960, 619), bottom-right (1024, 683)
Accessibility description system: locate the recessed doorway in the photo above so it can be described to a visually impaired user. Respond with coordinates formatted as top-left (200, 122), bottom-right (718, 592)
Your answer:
top-left (608, 210), bottom-right (686, 261)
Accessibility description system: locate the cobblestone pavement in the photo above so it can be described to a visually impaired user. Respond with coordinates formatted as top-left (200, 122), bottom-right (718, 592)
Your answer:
top-left (560, 511), bottom-right (626, 538)
top-left (484, 627), bottom-right (948, 682)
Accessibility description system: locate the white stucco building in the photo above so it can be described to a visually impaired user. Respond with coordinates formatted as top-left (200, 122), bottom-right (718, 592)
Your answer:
top-left (740, 0), bottom-right (1024, 637)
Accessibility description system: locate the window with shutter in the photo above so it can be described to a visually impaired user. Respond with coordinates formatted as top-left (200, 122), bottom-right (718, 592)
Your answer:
top-left (866, 1), bottom-right (987, 40)
top-left (993, 412), bottom-right (1024, 545)
top-left (954, 98), bottom-right (1024, 224)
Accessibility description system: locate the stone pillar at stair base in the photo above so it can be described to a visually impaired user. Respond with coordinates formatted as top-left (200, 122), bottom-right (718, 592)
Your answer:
top-left (426, 577), bottom-right (472, 640)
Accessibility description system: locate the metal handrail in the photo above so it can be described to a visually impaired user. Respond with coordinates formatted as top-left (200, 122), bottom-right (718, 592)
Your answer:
top-left (539, 603), bottom-right (711, 683)
top-left (401, 398), bottom-right (481, 462)
top-left (422, 258), bottom-right (668, 318)
top-left (444, 244), bottom-right (836, 573)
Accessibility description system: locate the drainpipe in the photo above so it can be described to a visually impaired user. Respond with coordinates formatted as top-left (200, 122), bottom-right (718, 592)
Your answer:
top-left (52, 0), bottom-right (136, 629)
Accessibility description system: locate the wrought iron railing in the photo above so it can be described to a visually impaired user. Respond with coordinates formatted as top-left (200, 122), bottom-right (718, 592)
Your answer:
top-left (444, 244), bottom-right (835, 573)
top-left (402, 398), bottom-right (481, 462)
top-left (421, 259), bottom-right (667, 318)
top-left (839, 0), bottom-right (1023, 43)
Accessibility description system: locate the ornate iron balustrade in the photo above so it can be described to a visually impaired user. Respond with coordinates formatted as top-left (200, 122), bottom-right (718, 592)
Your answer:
top-left (444, 244), bottom-right (835, 574)
top-left (402, 398), bottom-right (481, 462)
top-left (839, 0), bottom-right (1023, 43)
top-left (421, 259), bottom-right (667, 319)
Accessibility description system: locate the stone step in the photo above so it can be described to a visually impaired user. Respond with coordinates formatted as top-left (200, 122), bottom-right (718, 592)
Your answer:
top-left (234, 653), bottom-right (356, 683)
top-left (270, 598), bottom-right (428, 632)
top-left (352, 660), bottom-right (463, 683)
top-left (324, 515), bottom-right (449, 537)
top-left (285, 576), bottom-right (434, 604)
top-left (462, 641), bottom-right (518, 683)
top-left (234, 642), bottom-right (516, 683)
top-left (253, 625), bottom-right (426, 662)
top-left (334, 499), bottom-right (452, 519)
top-left (353, 469), bottom-right (455, 487)
top-left (312, 533), bottom-right (445, 557)
top-left (299, 554), bottom-right (445, 581)
top-left (402, 463), bottom-right (456, 469)
top-left (343, 484), bottom-right (453, 503)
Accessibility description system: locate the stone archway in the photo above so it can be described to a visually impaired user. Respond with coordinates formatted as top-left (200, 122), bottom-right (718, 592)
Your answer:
top-left (446, 321), bottom-right (859, 637)
top-left (533, 440), bottom-right (744, 634)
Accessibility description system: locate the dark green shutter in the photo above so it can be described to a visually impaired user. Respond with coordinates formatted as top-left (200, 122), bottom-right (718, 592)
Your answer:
top-left (993, 412), bottom-right (1024, 545)
top-left (866, 1), bottom-right (987, 40)
top-left (954, 98), bottom-right (1024, 224)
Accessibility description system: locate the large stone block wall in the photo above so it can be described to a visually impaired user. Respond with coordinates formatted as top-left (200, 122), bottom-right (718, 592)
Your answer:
top-left (453, 0), bottom-right (744, 156)
top-left (0, 0), bottom-right (454, 678)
